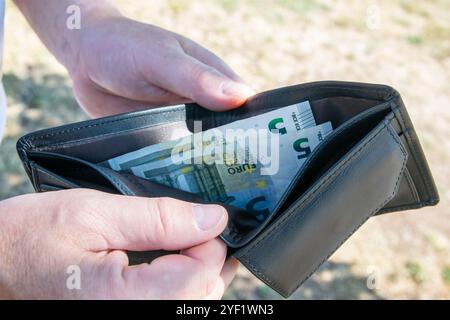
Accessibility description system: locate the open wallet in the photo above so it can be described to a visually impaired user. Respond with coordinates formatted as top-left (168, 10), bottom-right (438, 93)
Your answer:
top-left (16, 81), bottom-right (439, 297)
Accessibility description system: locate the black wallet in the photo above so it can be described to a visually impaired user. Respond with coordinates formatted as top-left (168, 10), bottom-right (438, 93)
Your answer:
top-left (16, 81), bottom-right (439, 297)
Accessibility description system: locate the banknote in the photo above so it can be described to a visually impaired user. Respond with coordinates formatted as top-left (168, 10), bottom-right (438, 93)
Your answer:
top-left (105, 101), bottom-right (316, 172)
top-left (102, 102), bottom-right (333, 220)
top-left (129, 122), bottom-right (332, 220)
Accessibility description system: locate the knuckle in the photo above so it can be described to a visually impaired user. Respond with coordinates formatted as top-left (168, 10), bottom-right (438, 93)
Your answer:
top-left (199, 262), bottom-right (216, 298)
top-left (192, 65), bottom-right (216, 86)
top-left (146, 197), bottom-right (176, 241)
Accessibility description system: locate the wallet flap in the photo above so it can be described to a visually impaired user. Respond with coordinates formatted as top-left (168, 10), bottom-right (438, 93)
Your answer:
top-left (233, 116), bottom-right (408, 297)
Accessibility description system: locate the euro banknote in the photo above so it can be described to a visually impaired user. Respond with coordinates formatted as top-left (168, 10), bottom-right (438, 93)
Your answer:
top-left (101, 101), bottom-right (333, 220)
top-left (105, 101), bottom-right (316, 172)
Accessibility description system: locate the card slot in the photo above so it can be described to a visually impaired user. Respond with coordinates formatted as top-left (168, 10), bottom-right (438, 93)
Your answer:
top-left (29, 161), bottom-right (81, 191)
top-left (31, 121), bottom-right (190, 163)
top-left (27, 152), bottom-right (131, 195)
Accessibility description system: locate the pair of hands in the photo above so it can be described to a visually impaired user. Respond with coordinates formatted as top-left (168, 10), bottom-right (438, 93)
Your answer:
top-left (0, 13), bottom-right (254, 299)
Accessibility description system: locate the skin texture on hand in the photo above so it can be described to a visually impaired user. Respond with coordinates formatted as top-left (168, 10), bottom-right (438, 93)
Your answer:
top-left (69, 17), bottom-right (255, 117)
top-left (14, 0), bottom-right (255, 117)
top-left (6, 0), bottom-right (247, 299)
top-left (0, 190), bottom-right (239, 299)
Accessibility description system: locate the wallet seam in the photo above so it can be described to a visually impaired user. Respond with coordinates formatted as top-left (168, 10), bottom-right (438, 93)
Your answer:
top-left (378, 201), bottom-right (436, 214)
top-left (242, 121), bottom-right (391, 254)
top-left (284, 127), bottom-right (407, 296)
top-left (22, 84), bottom-right (392, 149)
top-left (393, 104), bottom-right (434, 201)
top-left (241, 121), bottom-right (407, 296)
top-left (31, 163), bottom-right (42, 192)
top-left (277, 102), bottom-right (392, 208)
top-left (32, 164), bottom-right (79, 190)
top-left (24, 109), bottom-right (183, 145)
top-left (249, 85), bottom-right (393, 106)
top-left (404, 167), bottom-right (420, 203)
top-left (94, 166), bottom-right (135, 196)
top-left (31, 122), bottom-right (184, 153)
top-left (118, 174), bottom-right (146, 196)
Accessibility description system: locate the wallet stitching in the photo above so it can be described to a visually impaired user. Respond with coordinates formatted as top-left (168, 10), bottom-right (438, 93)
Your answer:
top-left (33, 165), bottom-right (78, 190)
top-left (241, 122), bottom-right (407, 295)
top-left (30, 163), bottom-right (42, 192)
top-left (393, 105), bottom-right (434, 200)
top-left (281, 124), bottom-right (407, 296)
top-left (249, 123), bottom-right (407, 295)
top-left (32, 122), bottom-right (185, 152)
top-left (49, 166), bottom-right (135, 196)
top-left (379, 204), bottom-right (424, 214)
top-left (377, 200), bottom-right (437, 214)
top-left (242, 122), bottom-right (388, 254)
top-left (95, 167), bottom-right (135, 196)
top-left (404, 167), bottom-right (420, 203)
top-left (404, 129), bottom-right (433, 199)
top-left (23, 85), bottom-right (390, 148)
top-left (24, 109), bottom-right (183, 145)
top-left (249, 85), bottom-right (392, 105)
top-left (118, 174), bottom-right (146, 197)
top-left (382, 168), bottom-right (418, 210)
top-left (281, 102), bottom-right (392, 199)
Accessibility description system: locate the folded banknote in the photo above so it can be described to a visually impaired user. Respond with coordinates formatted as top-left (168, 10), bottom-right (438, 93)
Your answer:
top-left (101, 101), bottom-right (333, 220)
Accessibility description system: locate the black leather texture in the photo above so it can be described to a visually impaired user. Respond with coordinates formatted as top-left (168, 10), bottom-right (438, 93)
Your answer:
top-left (16, 81), bottom-right (439, 297)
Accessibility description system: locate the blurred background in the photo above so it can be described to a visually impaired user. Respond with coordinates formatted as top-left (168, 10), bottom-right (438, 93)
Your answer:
top-left (1, 0), bottom-right (449, 299)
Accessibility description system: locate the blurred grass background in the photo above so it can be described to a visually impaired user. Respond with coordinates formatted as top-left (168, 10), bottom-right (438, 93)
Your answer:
top-left (1, 0), bottom-right (449, 299)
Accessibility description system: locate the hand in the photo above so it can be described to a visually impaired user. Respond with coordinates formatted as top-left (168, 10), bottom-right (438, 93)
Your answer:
top-left (66, 15), bottom-right (254, 117)
top-left (0, 190), bottom-right (238, 299)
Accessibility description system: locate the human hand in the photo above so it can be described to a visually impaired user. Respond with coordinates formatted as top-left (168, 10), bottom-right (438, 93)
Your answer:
top-left (65, 15), bottom-right (254, 117)
top-left (0, 189), bottom-right (238, 299)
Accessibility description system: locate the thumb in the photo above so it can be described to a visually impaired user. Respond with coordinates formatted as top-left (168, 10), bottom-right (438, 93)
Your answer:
top-left (147, 52), bottom-right (255, 111)
top-left (79, 191), bottom-right (228, 252)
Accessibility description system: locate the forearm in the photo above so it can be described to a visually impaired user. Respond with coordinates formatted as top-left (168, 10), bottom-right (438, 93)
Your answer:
top-left (13, 0), bottom-right (121, 70)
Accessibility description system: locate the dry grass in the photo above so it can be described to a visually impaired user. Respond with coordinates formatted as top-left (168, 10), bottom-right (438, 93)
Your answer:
top-left (1, 0), bottom-right (449, 299)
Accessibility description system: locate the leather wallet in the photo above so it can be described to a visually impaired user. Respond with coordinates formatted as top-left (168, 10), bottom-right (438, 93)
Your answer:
top-left (16, 81), bottom-right (439, 297)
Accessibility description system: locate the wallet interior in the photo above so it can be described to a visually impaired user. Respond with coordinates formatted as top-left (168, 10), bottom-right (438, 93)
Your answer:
top-left (17, 82), bottom-right (438, 248)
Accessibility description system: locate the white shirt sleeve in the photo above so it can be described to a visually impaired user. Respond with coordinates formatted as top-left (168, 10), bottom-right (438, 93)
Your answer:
top-left (0, 0), bottom-right (6, 143)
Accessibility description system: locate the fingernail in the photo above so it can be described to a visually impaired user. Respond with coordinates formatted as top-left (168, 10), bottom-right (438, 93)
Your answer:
top-left (222, 81), bottom-right (256, 98)
top-left (193, 204), bottom-right (226, 231)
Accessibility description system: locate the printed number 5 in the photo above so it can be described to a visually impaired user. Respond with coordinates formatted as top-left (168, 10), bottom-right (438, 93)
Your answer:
top-left (293, 138), bottom-right (311, 160)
